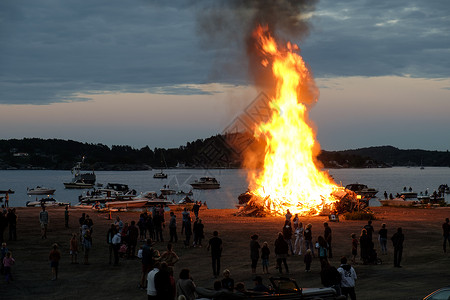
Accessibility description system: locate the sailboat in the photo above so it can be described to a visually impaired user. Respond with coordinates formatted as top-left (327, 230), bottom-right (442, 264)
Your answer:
top-left (153, 153), bottom-right (168, 179)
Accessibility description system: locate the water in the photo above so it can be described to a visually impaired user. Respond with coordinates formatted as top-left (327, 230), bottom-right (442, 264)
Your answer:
top-left (1, 167), bottom-right (449, 208)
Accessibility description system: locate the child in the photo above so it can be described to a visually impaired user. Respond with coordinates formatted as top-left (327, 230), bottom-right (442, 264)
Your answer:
top-left (3, 251), bottom-right (15, 283)
top-left (49, 243), bottom-right (61, 280)
top-left (1, 242), bottom-right (9, 274)
top-left (70, 233), bottom-right (79, 264)
top-left (261, 241), bottom-right (270, 274)
top-left (351, 233), bottom-right (358, 264)
top-left (304, 249), bottom-right (312, 272)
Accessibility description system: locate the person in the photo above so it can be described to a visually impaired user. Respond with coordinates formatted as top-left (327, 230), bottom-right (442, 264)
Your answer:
top-left (221, 269), bottom-right (234, 291)
top-left (192, 201), bottom-right (201, 219)
top-left (7, 208), bottom-right (17, 241)
top-left (285, 209), bottom-right (292, 222)
top-left (378, 223), bottom-right (388, 255)
top-left (82, 229), bottom-right (92, 265)
top-left (320, 260), bottom-right (341, 296)
top-left (261, 241), bottom-right (270, 274)
top-left (184, 216), bottom-right (192, 248)
top-left (351, 233), bottom-right (358, 264)
top-left (207, 230), bottom-right (223, 278)
top-left (127, 220), bottom-right (139, 258)
top-left (64, 205), bottom-right (69, 228)
top-left (85, 214), bottom-right (94, 234)
top-left (154, 261), bottom-right (173, 299)
top-left (294, 222), bottom-right (304, 255)
top-left (235, 282), bottom-right (247, 296)
top-left (282, 220), bottom-right (294, 255)
top-left (443, 218), bottom-right (450, 253)
top-left (49, 243), bottom-right (61, 280)
top-left (112, 228), bottom-right (121, 266)
top-left (115, 216), bottom-right (124, 233)
top-left (250, 234), bottom-right (260, 274)
top-left (153, 213), bottom-right (164, 242)
top-left (160, 243), bottom-right (179, 266)
top-left (39, 205), bottom-right (49, 239)
top-left (169, 212), bottom-right (178, 243)
top-left (0, 211), bottom-right (7, 244)
top-left (140, 238), bottom-right (159, 289)
top-left (304, 223), bottom-right (314, 256)
top-left (1, 242), bottom-right (8, 274)
top-left (181, 208), bottom-right (190, 235)
top-left (324, 222), bottom-right (332, 258)
top-left (337, 256), bottom-right (357, 300)
top-left (304, 249), bottom-right (312, 272)
top-left (147, 261), bottom-right (160, 299)
top-left (70, 233), bottom-right (79, 264)
top-left (252, 275), bottom-right (270, 293)
top-left (106, 224), bottom-right (116, 264)
top-left (384, 191), bottom-right (388, 199)
top-left (292, 214), bottom-right (299, 229)
top-left (274, 232), bottom-right (289, 274)
top-left (317, 235), bottom-right (329, 267)
top-left (364, 220), bottom-right (374, 242)
top-left (359, 229), bottom-right (370, 264)
top-left (193, 218), bottom-right (204, 247)
top-left (176, 268), bottom-right (197, 300)
top-left (391, 227), bottom-right (404, 268)
top-left (3, 251), bottom-right (15, 283)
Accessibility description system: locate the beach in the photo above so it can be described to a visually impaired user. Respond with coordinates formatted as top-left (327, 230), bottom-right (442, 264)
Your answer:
top-left (1, 206), bottom-right (449, 299)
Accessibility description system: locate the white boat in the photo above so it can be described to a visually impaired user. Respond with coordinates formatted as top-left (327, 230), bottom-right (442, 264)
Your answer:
top-left (78, 183), bottom-right (136, 204)
top-left (26, 197), bottom-right (70, 207)
top-left (190, 177), bottom-right (220, 190)
top-left (133, 191), bottom-right (173, 206)
top-left (153, 172), bottom-right (167, 179)
top-left (27, 186), bottom-right (56, 195)
top-left (63, 158), bottom-right (96, 189)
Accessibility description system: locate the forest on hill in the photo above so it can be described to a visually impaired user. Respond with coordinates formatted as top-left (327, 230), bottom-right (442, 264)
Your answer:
top-left (0, 137), bottom-right (449, 170)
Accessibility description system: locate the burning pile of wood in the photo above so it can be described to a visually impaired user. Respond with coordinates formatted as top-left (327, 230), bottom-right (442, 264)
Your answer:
top-left (235, 188), bottom-right (369, 217)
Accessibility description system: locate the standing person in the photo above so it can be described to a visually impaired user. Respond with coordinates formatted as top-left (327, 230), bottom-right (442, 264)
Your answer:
top-left (127, 220), bottom-right (139, 258)
top-left (261, 241), bottom-right (270, 274)
top-left (140, 238), bottom-right (159, 289)
top-left (0, 211), bottom-right (7, 244)
top-left (39, 205), bottom-right (49, 239)
top-left (64, 205), bottom-right (69, 228)
top-left (292, 214), bottom-right (299, 230)
top-left (114, 216), bottom-right (123, 233)
top-left (112, 229), bottom-right (121, 266)
top-left (106, 224), bottom-right (116, 265)
top-left (364, 220), bottom-right (374, 242)
top-left (153, 213), bottom-right (164, 242)
top-left (274, 232), bottom-right (289, 274)
top-left (79, 213), bottom-right (86, 228)
top-left (70, 233), bottom-right (79, 264)
top-left (324, 222), bottom-right (332, 258)
top-left (250, 234), bottom-right (261, 274)
top-left (184, 216), bottom-right (192, 248)
top-left (155, 261), bottom-right (173, 299)
top-left (192, 201), bottom-right (201, 219)
top-left (351, 233), bottom-right (358, 264)
top-left (3, 251), bottom-right (15, 283)
top-left (7, 209), bottom-right (17, 241)
top-left (337, 256), bottom-right (357, 300)
top-left (147, 261), bottom-right (160, 299)
top-left (294, 222), bottom-right (304, 255)
top-left (359, 229), bottom-right (370, 264)
top-left (85, 214), bottom-right (94, 233)
top-left (49, 243), bottom-right (61, 281)
top-left (193, 218), bottom-right (204, 247)
top-left (285, 209), bottom-right (292, 222)
top-left (378, 223), bottom-right (388, 255)
top-left (391, 227), bottom-right (404, 268)
top-left (82, 229), bottom-right (92, 265)
top-left (442, 218), bottom-right (450, 253)
top-left (282, 220), bottom-right (294, 255)
top-left (181, 208), bottom-right (190, 235)
top-left (168, 212), bottom-right (178, 243)
top-left (176, 268), bottom-right (197, 300)
top-left (304, 249), bottom-right (312, 272)
top-left (317, 236), bottom-right (329, 268)
top-left (304, 223), bottom-right (314, 257)
top-left (207, 230), bottom-right (223, 278)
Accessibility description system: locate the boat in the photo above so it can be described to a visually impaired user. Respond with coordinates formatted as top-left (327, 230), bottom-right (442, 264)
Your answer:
top-left (153, 172), bottom-right (168, 179)
top-left (178, 195), bottom-right (195, 204)
top-left (63, 158), bottom-right (96, 189)
top-left (105, 199), bottom-right (148, 209)
top-left (78, 183), bottom-right (136, 204)
top-left (26, 197), bottom-right (70, 207)
top-left (190, 177), bottom-right (221, 189)
top-left (133, 191), bottom-right (173, 206)
top-left (176, 190), bottom-right (193, 196)
top-left (160, 187), bottom-right (176, 195)
top-left (345, 183), bottom-right (378, 199)
top-left (27, 186), bottom-right (56, 195)
top-left (379, 198), bottom-right (418, 207)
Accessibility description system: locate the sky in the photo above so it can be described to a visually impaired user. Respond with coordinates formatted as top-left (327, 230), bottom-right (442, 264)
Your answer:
top-left (0, 0), bottom-right (449, 151)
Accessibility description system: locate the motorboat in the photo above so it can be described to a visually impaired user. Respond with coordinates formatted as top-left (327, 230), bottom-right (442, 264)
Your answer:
top-left (105, 199), bottom-right (148, 209)
top-left (190, 177), bottom-right (220, 190)
top-left (26, 197), bottom-right (70, 207)
top-left (153, 172), bottom-right (167, 179)
top-left (379, 198), bottom-right (418, 207)
top-left (176, 190), bottom-right (193, 196)
top-left (160, 187), bottom-right (176, 195)
top-left (133, 191), bottom-right (173, 206)
top-left (63, 158), bottom-right (96, 189)
top-left (27, 186), bottom-right (56, 195)
top-left (78, 183), bottom-right (136, 204)
top-left (344, 183), bottom-right (378, 199)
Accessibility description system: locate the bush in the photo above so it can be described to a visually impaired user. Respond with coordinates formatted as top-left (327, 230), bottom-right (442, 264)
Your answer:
top-left (344, 211), bottom-right (376, 220)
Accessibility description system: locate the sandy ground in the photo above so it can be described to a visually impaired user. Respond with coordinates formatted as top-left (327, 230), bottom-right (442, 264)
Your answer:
top-left (0, 205), bottom-right (449, 300)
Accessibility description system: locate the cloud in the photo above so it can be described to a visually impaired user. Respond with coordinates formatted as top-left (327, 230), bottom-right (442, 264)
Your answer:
top-left (0, 0), bottom-right (449, 105)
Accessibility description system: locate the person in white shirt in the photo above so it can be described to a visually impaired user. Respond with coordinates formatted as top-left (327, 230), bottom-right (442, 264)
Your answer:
top-left (147, 262), bottom-right (160, 299)
top-left (337, 256), bottom-right (357, 300)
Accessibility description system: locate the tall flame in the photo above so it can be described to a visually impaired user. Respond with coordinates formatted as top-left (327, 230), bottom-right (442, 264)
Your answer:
top-left (247, 25), bottom-right (340, 216)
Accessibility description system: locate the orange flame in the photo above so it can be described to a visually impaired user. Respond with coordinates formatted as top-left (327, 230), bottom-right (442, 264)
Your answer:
top-left (247, 25), bottom-right (340, 216)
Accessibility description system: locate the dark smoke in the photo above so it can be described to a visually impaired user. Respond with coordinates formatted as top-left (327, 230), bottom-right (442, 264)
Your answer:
top-left (195, 0), bottom-right (319, 92)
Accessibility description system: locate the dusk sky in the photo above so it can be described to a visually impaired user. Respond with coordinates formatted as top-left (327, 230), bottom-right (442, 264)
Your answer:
top-left (1, 0), bottom-right (449, 151)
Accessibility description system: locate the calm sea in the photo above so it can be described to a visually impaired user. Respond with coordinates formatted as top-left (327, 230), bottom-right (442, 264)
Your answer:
top-left (1, 167), bottom-right (449, 208)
